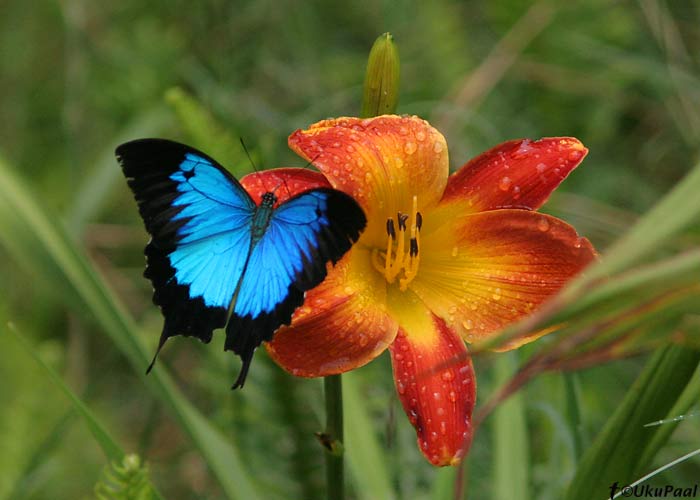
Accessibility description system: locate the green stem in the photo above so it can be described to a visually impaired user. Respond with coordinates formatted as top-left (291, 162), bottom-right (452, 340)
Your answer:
top-left (324, 374), bottom-right (345, 500)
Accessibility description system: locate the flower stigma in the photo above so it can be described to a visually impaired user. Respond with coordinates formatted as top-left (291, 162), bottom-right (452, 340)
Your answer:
top-left (372, 195), bottom-right (422, 291)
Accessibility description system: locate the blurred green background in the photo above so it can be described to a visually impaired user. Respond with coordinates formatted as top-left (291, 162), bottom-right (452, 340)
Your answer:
top-left (1, 1), bottom-right (699, 499)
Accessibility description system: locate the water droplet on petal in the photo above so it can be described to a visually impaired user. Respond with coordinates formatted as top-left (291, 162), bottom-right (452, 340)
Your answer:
top-left (441, 372), bottom-right (454, 382)
top-left (451, 246), bottom-right (459, 257)
top-left (568, 150), bottom-right (582, 161)
top-left (536, 163), bottom-right (547, 174)
top-left (416, 131), bottom-right (426, 141)
top-left (404, 142), bottom-right (417, 155)
top-left (433, 141), bottom-right (444, 153)
top-left (537, 217), bottom-right (550, 232)
top-left (498, 176), bottom-right (512, 191)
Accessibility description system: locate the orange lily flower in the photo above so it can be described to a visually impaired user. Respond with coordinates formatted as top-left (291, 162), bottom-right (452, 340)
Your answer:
top-left (242, 115), bottom-right (596, 466)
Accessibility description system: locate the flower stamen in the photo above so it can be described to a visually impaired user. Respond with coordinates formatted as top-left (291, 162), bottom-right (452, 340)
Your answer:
top-left (371, 195), bottom-right (422, 291)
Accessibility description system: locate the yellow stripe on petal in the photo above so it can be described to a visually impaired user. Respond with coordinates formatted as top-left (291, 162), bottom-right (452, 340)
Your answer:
top-left (266, 248), bottom-right (398, 377)
top-left (411, 209), bottom-right (596, 349)
top-left (389, 316), bottom-right (476, 466)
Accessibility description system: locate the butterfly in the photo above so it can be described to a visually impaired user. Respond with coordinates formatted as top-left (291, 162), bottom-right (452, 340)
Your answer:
top-left (116, 139), bottom-right (366, 388)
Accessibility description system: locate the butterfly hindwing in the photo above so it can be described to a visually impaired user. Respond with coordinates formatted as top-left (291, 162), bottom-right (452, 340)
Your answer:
top-left (116, 139), bottom-right (255, 362)
top-left (225, 189), bottom-right (366, 388)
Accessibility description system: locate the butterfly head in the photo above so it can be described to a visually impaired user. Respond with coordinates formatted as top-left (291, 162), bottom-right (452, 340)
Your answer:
top-left (261, 191), bottom-right (277, 208)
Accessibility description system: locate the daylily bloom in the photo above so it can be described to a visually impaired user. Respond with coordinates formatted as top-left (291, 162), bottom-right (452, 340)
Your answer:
top-left (241, 115), bottom-right (596, 466)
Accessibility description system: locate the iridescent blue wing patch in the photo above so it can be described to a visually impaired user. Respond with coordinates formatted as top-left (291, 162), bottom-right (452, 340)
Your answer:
top-left (116, 139), bottom-right (366, 388)
top-left (225, 189), bottom-right (366, 387)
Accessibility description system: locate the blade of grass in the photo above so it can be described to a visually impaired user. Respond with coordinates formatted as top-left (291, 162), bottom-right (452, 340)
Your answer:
top-left (564, 343), bottom-right (700, 500)
top-left (492, 352), bottom-right (530, 500)
top-left (66, 107), bottom-right (171, 235)
top-left (343, 371), bottom-right (395, 500)
top-left (7, 322), bottom-right (123, 461)
top-left (0, 154), bottom-right (261, 500)
top-left (636, 316), bottom-right (700, 470)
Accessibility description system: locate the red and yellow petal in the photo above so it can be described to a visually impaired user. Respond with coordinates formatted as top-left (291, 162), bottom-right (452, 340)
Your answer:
top-left (441, 138), bottom-right (587, 212)
top-left (240, 167), bottom-right (331, 206)
top-left (412, 209), bottom-right (596, 349)
top-left (266, 247), bottom-right (398, 377)
top-left (389, 312), bottom-right (476, 466)
top-left (289, 115), bottom-right (449, 247)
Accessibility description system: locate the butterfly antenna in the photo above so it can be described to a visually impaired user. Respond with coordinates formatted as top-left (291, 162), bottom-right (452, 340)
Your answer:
top-left (240, 137), bottom-right (274, 195)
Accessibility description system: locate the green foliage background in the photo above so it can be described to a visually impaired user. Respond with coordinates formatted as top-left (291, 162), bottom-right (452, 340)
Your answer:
top-left (1, 1), bottom-right (699, 499)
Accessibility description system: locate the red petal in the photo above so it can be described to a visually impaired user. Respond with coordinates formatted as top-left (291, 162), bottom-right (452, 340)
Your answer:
top-left (240, 167), bottom-right (331, 206)
top-left (266, 248), bottom-right (398, 376)
top-left (390, 315), bottom-right (476, 466)
top-left (288, 116), bottom-right (449, 247)
top-left (441, 138), bottom-right (587, 211)
top-left (413, 209), bottom-right (596, 349)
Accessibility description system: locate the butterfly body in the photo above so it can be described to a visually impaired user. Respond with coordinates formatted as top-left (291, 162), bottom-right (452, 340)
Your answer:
top-left (117, 139), bottom-right (366, 388)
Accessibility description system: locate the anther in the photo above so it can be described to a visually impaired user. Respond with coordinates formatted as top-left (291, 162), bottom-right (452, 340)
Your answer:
top-left (397, 213), bottom-right (409, 231)
top-left (386, 219), bottom-right (396, 238)
top-left (410, 238), bottom-right (418, 257)
top-left (416, 212), bottom-right (423, 231)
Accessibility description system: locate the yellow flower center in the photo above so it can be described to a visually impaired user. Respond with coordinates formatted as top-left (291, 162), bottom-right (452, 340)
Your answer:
top-left (371, 195), bottom-right (422, 291)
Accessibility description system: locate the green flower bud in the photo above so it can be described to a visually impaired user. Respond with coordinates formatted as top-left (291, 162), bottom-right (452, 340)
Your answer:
top-left (361, 33), bottom-right (400, 118)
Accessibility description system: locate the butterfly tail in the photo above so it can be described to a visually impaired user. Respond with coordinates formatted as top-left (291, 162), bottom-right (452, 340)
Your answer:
top-left (145, 332), bottom-right (169, 374)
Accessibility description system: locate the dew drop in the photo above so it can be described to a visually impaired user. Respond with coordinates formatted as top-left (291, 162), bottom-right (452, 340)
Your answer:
top-left (394, 157), bottom-right (404, 168)
top-left (448, 391), bottom-right (457, 402)
top-left (492, 288), bottom-right (502, 300)
top-left (404, 142), bottom-right (417, 155)
top-left (430, 431), bottom-right (438, 442)
top-left (568, 150), bottom-right (582, 161)
top-left (415, 131), bottom-right (426, 141)
top-left (537, 217), bottom-right (550, 232)
top-left (498, 176), bottom-right (512, 191)
top-left (433, 392), bottom-right (442, 400)
top-left (441, 372), bottom-right (454, 382)
top-left (399, 126), bottom-right (409, 136)
top-left (536, 163), bottom-right (547, 174)
top-left (451, 246), bottom-right (459, 257)
top-left (512, 186), bottom-right (521, 199)
top-left (333, 142), bottom-right (341, 147)
top-left (364, 172), bottom-right (372, 182)
top-left (433, 141), bottom-right (444, 153)
top-left (397, 382), bottom-right (406, 394)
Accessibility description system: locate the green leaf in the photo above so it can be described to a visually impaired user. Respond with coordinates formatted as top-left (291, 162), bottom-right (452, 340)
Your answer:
top-left (0, 153), bottom-right (261, 500)
top-left (492, 352), bottom-right (530, 500)
top-left (344, 371), bottom-right (395, 500)
top-left (564, 344), bottom-right (700, 499)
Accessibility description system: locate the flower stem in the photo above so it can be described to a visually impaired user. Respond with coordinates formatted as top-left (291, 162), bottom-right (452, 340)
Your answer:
top-left (324, 374), bottom-right (345, 500)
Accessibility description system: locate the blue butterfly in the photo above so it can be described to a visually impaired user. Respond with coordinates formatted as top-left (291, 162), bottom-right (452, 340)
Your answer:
top-left (116, 139), bottom-right (366, 388)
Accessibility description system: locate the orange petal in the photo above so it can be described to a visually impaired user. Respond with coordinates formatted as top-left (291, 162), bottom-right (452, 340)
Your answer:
top-left (265, 247), bottom-right (398, 376)
top-left (289, 115), bottom-right (449, 247)
top-left (389, 314), bottom-right (476, 466)
top-left (413, 209), bottom-right (596, 349)
top-left (240, 167), bottom-right (331, 205)
top-left (441, 138), bottom-right (587, 212)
